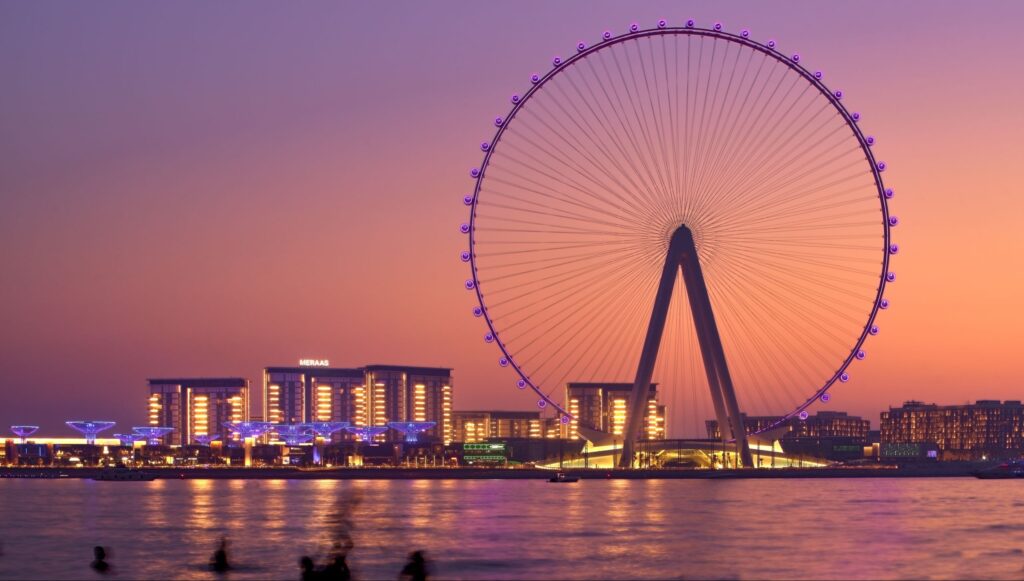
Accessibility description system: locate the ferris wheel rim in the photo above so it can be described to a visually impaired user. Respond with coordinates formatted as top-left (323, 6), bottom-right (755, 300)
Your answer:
top-left (463, 22), bottom-right (893, 432)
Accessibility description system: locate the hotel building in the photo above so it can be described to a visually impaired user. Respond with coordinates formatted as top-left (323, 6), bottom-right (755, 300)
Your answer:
top-left (881, 400), bottom-right (1024, 459)
top-left (263, 366), bottom-right (365, 429)
top-left (705, 411), bottom-right (870, 441)
top-left (563, 383), bottom-right (666, 441)
top-left (452, 410), bottom-right (544, 442)
top-left (146, 378), bottom-right (249, 445)
top-left (263, 363), bottom-right (453, 444)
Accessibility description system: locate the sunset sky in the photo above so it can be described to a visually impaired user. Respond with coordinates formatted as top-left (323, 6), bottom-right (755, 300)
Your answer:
top-left (2, 1), bottom-right (1023, 434)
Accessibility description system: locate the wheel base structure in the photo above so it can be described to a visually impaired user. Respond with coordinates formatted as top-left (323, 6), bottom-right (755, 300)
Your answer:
top-left (618, 226), bottom-right (754, 469)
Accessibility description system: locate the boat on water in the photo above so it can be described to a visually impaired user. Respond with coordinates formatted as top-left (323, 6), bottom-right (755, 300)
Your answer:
top-left (92, 467), bottom-right (157, 482)
top-left (974, 460), bottom-right (1024, 479)
top-left (548, 472), bottom-right (579, 483)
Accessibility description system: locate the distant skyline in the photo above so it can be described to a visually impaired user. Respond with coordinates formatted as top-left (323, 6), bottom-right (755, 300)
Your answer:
top-left (3, 1), bottom-right (1024, 434)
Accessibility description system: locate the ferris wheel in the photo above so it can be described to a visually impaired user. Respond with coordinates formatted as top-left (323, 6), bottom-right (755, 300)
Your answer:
top-left (459, 19), bottom-right (897, 466)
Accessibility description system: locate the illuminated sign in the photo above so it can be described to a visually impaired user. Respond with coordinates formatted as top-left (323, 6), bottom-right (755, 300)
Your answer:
top-left (299, 359), bottom-right (330, 367)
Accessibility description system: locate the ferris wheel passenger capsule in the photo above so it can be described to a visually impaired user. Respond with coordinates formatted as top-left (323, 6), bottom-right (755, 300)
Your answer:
top-left (840, 372), bottom-right (850, 382)
top-left (473, 307), bottom-right (483, 317)
top-left (879, 298), bottom-right (890, 309)
top-left (866, 136), bottom-right (876, 146)
top-left (767, 39), bottom-right (776, 49)
top-left (856, 350), bottom-right (866, 360)
top-left (602, 31), bottom-right (613, 41)
top-left (531, 74), bottom-right (540, 84)
top-left (889, 243), bottom-right (899, 255)
top-left (686, 19), bottom-right (695, 28)
top-left (510, 95), bottom-right (520, 105)
top-left (494, 117), bottom-right (504, 127)
top-left (484, 333), bottom-right (494, 343)
top-left (560, 415), bottom-right (571, 425)
top-left (459, 223), bottom-right (470, 234)
top-left (870, 325), bottom-right (880, 335)
top-left (884, 188), bottom-right (894, 199)
top-left (499, 357), bottom-right (509, 367)
top-left (741, 29), bottom-right (750, 38)
top-left (877, 161), bottom-right (887, 172)
top-left (852, 112), bottom-right (861, 122)
top-left (630, 23), bottom-right (639, 33)
top-left (577, 42), bottom-right (586, 52)
top-left (516, 379), bottom-right (527, 389)
top-left (714, 22), bottom-right (723, 31)
top-left (821, 393), bottom-right (831, 403)
top-left (834, 90), bottom-right (844, 100)
top-left (886, 272), bottom-right (896, 283)
top-left (552, 56), bottom-right (562, 66)
top-left (481, 142), bottom-right (490, 152)
top-left (799, 411), bottom-right (809, 420)
top-left (464, 279), bottom-right (475, 290)
top-left (537, 400), bottom-right (547, 408)
top-left (814, 71), bottom-right (823, 79)
top-left (889, 216), bottom-right (899, 227)
top-left (658, 19), bottom-right (667, 29)
top-left (463, 194), bottom-right (474, 205)
top-left (791, 53), bottom-right (800, 62)
top-left (470, 168), bottom-right (480, 178)
top-left (460, 251), bottom-right (471, 262)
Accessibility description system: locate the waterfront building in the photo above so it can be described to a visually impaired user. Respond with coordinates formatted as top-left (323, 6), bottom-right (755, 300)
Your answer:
top-left (363, 365), bottom-right (453, 444)
top-left (263, 365), bottom-right (365, 429)
top-left (263, 363), bottom-right (453, 444)
top-left (563, 383), bottom-right (665, 441)
top-left (147, 378), bottom-right (249, 445)
top-left (452, 410), bottom-right (544, 442)
top-left (706, 411), bottom-right (870, 442)
top-left (881, 400), bottom-right (1024, 460)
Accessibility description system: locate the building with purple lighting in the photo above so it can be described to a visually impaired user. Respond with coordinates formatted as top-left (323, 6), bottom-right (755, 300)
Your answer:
top-left (147, 377), bottom-right (249, 445)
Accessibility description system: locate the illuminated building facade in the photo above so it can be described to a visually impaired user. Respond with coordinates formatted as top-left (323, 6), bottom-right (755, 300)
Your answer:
top-left (263, 364), bottom-right (452, 443)
top-left (263, 366), bottom-right (365, 432)
top-left (147, 378), bottom-right (249, 445)
top-left (705, 411), bottom-right (870, 441)
top-left (452, 411), bottom-right (544, 442)
top-left (881, 400), bottom-right (1024, 459)
top-left (563, 383), bottom-right (665, 441)
top-left (363, 365), bottom-right (453, 444)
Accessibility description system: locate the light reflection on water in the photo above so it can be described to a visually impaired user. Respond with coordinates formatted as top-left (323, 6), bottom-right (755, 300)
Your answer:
top-left (1, 478), bottom-right (1024, 580)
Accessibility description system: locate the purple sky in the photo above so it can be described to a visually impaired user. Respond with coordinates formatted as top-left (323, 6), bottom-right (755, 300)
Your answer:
top-left (2, 1), bottom-right (1024, 435)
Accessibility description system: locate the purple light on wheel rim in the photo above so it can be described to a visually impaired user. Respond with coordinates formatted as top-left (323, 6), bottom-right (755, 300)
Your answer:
top-left (470, 168), bottom-right (480, 178)
top-left (870, 325), bottom-right (880, 335)
top-left (531, 74), bottom-right (540, 84)
top-left (603, 31), bottom-right (612, 40)
top-left (517, 379), bottom-right (527, 389)
top-left (867, 136), bottom-right (876, 146)
top-left (577, 42), bottom-right (586, 52)
top-left (560, 415), bottom-right (571, 424)
top-left (511, 95), bottom-right (520, 104)
top-left (630, 23), bottom-right (639, 33)
top-left (714, 22), bottom-right (722, 31)
top-left (499, 357), bottom-right (509, 367)
top-left (887, 272), bottom-right (896, 283)
top-left (821, 393), bottom-right (831, 403)
top-left (460, 251), bottom-right (471, 262)
top-left (484, 333), bottom-right (494, 343)
top-left (741, 29), bottom-right (750, 38)
top-left (464, 279), bottom-right (475, 290)
top-left (791, 53), bottom-right (800, 62)
top-left (814, 71), bottom-right (823, 79)
top-left (884, 188), bottom-right (894, 199)
top-left (480, 142), bottom-right (490, 152)
top-left (537, 400), bottom-right (547, 408)
top-left (889, 243), bottom-right (899, 255)
top-left (839, 373), bottom-right (850, 382)
top-left (889, 216), bottom-right (899, 227)
top-left (799, 411), bottom-right (809, 420)
top-left (473, 307), bottom-right (483, 317)
top-left (463, 194), bottom-right (473, 205)
top-left (658, 19), bottom-right (667, 29)
top-left (877, 161), bottom-right (887, 172)
top-left (460, 223), bottom-right (470, 234)
top-left (852, 112), bottom-right (861, 121)
top-left (856, 350), bottom-right (866, 360)
top-left (880, 299), bottom-right (890, 309)
top-left (767, 39), bottom-right (776, 49)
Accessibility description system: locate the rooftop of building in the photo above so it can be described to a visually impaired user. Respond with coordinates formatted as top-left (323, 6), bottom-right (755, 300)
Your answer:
top-left (146, 378), bottom-right (249, 387)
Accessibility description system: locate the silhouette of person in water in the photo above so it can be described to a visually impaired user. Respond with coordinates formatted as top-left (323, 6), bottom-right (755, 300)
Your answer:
top-left (90, 546), bottom-right (111, 574)
top-left (321, 550), bottom-right (351, 581)
top-left (399, 550), bottom-right (429, 581)
top-left (299, 555), bottom-right (317, 581)
top-left (209, 536), bottom-right (231, 573)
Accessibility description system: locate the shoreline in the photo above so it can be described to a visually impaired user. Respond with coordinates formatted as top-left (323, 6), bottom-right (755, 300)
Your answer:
top-left (0, 464), bottom-right (989, 480)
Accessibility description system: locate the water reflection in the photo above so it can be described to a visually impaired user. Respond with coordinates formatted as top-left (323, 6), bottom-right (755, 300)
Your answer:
top-left (3, 478), bottom-right (1024, 580)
